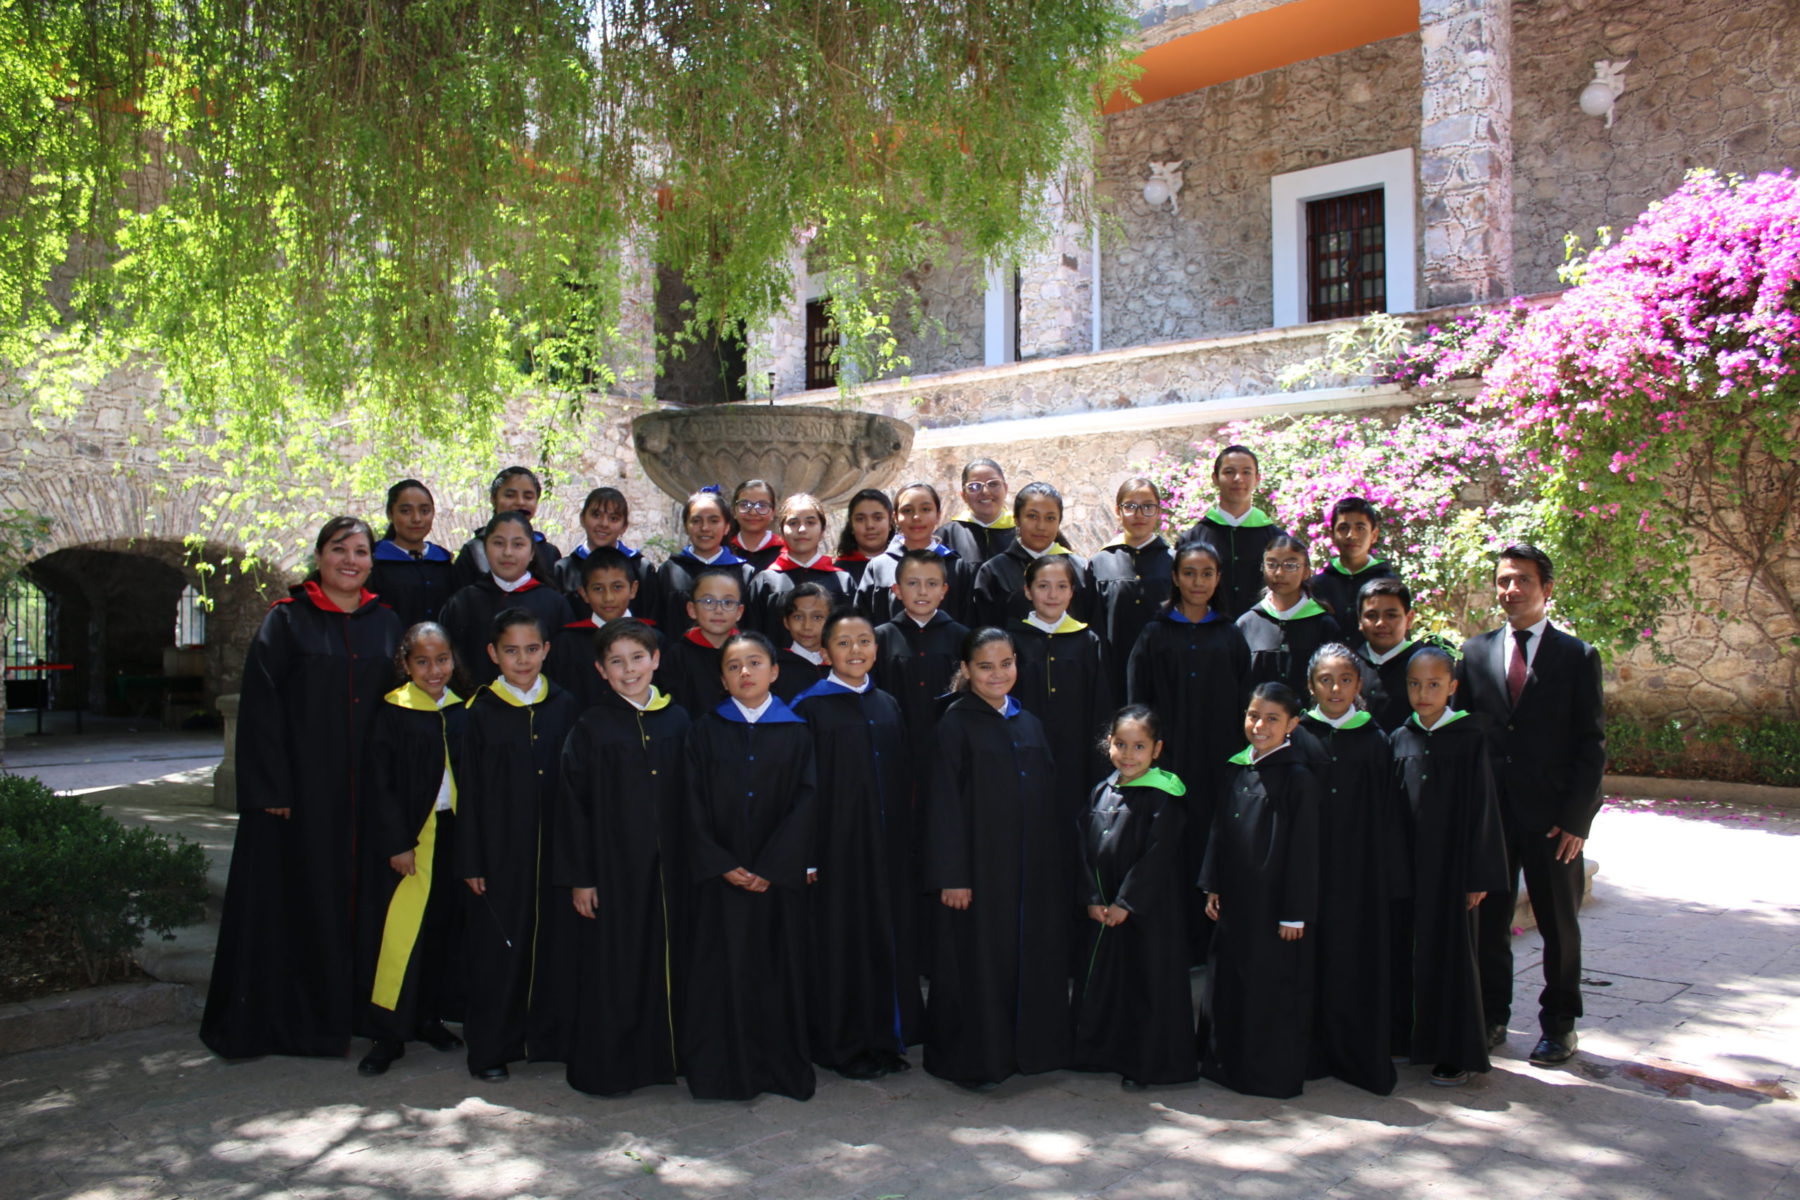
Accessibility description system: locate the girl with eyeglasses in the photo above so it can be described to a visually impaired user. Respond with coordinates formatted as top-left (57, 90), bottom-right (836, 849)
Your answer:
top-left (1236, 534), bottom-right (1343, 697)
top-left (938, 458), bottom-right (1018, 565)
top-left (1088, 477), bottom-right (1174, 695)
top-left (726, 479), bottom-right (785, 571)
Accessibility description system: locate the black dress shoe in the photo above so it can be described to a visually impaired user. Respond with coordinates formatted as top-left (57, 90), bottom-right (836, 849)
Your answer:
top-left (1529, 1032), bottom-right (1578, 1065)
top-left (1120, 1077), bottom-right (1149, 1093)
top-left (835, 1053), bottom-right (887, 1081)
top-left (880, 1052), bottom-right (912, 1075)
top-left (954, 1078), bottom-right (999, 1093)
top-left (417, 1021), bottom-right (464, 1052)
top-left (358, 1040), bottom-right (404, 1076)
top-left (471, 1064), bottom-right (510, 1081)
top-left (1486, 1023), bottom-right (1508, 1050)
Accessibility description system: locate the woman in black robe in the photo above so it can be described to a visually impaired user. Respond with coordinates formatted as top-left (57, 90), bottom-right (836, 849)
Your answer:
top-left (1072, 706), bottom-right (1196, 1089)
top-left (682, 633), bottom-right (819, 1101)
top-left (922, 628), bottom-right (1071, 1089)
top-left (1198, 683), bottom-right (1321, 1100)
top-left (1299, 644), bottom-right (1405, 1095)
top-left (555, 621), bottom-right (692, 1097)
top-left (201, 517), bottom-right (401, 1059)
top-left (1125, 542), bottom-right (1250, 962)
top-left (1390, 649), bottom-right (1510, 1084)
top-left (453, 614), bottom-right (582, 1079)
top-left (793, 612), bottom-right (920, 1078)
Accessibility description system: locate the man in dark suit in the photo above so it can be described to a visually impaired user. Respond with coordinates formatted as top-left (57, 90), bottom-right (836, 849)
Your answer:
top-left (1457, 543), bottom-right (1605, 1066)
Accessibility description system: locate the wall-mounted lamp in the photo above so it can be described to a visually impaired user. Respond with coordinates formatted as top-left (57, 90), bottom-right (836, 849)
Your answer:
top-left (1578, 60), bottom-right (1629, 128)
top-left (1142, 160), bottom-right (1185, 216)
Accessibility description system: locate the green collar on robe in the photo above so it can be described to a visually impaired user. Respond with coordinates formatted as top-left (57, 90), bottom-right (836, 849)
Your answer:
top-left (1306, 706), bottom-right (1373, 730)
top-left (1408, 708), bottom-right (1470, 730)
top-left (1204, 505), bottom-right (1276, 528)
top-left (1258, 595), bottom-right (1327, 621)
top-left (1328, 555), bottom-right (1385, 576)
top-left (1228, 741), bottom-right (1293, 766)
top-left (1119, 766), bottom-right (1187, 796)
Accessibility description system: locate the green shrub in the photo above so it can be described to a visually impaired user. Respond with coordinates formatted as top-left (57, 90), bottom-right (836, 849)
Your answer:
top-left (1606, 715), bottom-right (1800, 789)
top-left (0, 774), bottom-right (209, 986)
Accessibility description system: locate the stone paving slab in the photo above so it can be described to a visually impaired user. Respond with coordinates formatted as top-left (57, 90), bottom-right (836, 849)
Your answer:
top-left (1, 795), bottom-right (1796, 1199)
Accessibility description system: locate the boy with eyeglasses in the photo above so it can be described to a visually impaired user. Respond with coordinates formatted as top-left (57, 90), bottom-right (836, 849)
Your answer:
top-left (659, 569), bottom-right (745, 712)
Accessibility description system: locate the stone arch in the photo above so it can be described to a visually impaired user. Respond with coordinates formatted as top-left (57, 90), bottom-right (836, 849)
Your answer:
top-left (16, 536), bottom-right (288, 723)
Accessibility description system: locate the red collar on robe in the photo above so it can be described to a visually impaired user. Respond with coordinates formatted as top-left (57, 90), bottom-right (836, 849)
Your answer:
top-left (729, 533), bottom-right (784, 556)
top-left (684, 626), bottom-right (736, 648)
top-left (300, 579), bottom-right (378, 613)
top-left (770, 551), bottom-right (835, 573)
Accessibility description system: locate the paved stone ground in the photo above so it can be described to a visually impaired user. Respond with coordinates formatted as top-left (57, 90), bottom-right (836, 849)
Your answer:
top-left (1, 740), bottom-right (1797, 1199)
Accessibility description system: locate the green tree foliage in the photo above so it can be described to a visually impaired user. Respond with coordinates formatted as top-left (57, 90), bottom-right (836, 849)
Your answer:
top-left (1, 0), bottom-right (1136, 563)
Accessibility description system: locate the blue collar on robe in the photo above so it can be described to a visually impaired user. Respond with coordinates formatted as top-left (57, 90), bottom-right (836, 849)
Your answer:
top-left (684, 545), bottom-right (747, 567)
top-left (375, 539), bottom-right (452, 563)
top-left (793, 676), bottom-right (872, 703)
top-left (713, 695), bottom-right (806, 725)
top-left (1167, 607), bottom-right (1220, 624)
top-left (571, 542), bottom-right (640, 560)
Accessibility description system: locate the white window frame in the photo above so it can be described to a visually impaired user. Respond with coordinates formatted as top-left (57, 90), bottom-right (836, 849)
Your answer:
top-left (1270, 148), bottom-right (1415, 328)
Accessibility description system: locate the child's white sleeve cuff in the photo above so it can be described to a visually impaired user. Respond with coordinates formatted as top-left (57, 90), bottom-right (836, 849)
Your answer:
top-left (1279, 920), bottom-right (1305, 929)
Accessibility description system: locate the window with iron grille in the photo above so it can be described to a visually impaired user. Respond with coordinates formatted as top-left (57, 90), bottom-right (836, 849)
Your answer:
top-left (805, 298), bottom-right (838, 390)
top-left (1306, 188), bottom-right (1387, 322)
top-left (3, 578), bottom-right (50, 667)
top-left (175, 584), bottom-right (208, 647)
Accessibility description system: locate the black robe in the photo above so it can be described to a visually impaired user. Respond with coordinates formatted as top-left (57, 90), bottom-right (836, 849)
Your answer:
top-left (683, 698), bottom-right (819, 1101)
top-left (872, 612), bottom-right (969, 758)
top-left (369, 539), bottom-right (457, 629)
top-left (1236, 599), bottom-right (1343, 698)
top-left (854, 543), bottom-right (976, 628)
top-left (1298, 712), bottom-right (1404, 1095)
top-left (554, 687), bottom-right (692, 1096)
top-left (835, 549), bottom-right (875, 591)
top-left (661, 630), bottom-right (730, 714)
top-left (1198, 743), bottom-right (1321, 1099)
top-left (727, 532), bottom-right (785, 574)
top-left (655, 548), bottom-right (756, 640)
top-left (1087, 538), bottom-right (1174, 695)
top-left (452, 530), bottom-right (563, 593)
top-left (452, 678), bottom-right (582, 1071)
top-left (746, 555), bottom-right (856, 639)
top-left (969, 543), bottom-right (1095, 631)
top-left (545, 615), bottom-right (667, 711)
top-left (1390, 713), bottom-right (1510, 1071)
top-left (922, 695), bottom-right (1071, 1084)
top-left (201, 583), bottom-right (401, 1059)
top-left (938, 516), bottom-right (1017, 565)
top-left (438, 575), bottom-right (572, 689)
top-left (1010, 616), bottom-right (1115, 823)
top-left (1355, 639), bottom-right (1427, 734)
top-left (773, 646), bottom-right (830, 706)
top-left (551, 542), bottom-right (661, 622)
top-left (1309, 557), bottom-right (1398, 624)
top-left (356, 683), bottom-right (466, 1043)
top-left (1072, 769), bottom-right (1197, 1085)
top-left (792, 678), bottom-right (922, 1063)
top-left (1178, 508), bottom-right (1286, 620)
top-left (1124, 609), bottom-right (1250, 961)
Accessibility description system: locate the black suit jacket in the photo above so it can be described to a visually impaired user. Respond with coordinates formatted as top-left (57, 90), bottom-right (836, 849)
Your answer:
top-left (1457, 623), bottom-right (1607, 838)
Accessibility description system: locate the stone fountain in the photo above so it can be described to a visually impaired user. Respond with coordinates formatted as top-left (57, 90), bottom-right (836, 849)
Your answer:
top-left (630, 405), bottom-right (915, 505)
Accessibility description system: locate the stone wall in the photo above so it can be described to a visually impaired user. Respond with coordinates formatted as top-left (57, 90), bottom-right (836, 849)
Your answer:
top-left (887, 250), bottom-right (988, 378)
top-left (1510, 0), bottom-right (1800, 294)
top-left (1095, 32), bottom-right (1421, 347)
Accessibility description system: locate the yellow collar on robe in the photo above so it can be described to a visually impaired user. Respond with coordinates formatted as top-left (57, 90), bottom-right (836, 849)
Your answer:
top-left (385, 681), bottom-right (462, 711)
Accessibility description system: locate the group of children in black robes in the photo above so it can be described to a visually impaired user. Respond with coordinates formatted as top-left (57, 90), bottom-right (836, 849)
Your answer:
top-left (237, 449), bottom-right (1513, 1104)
